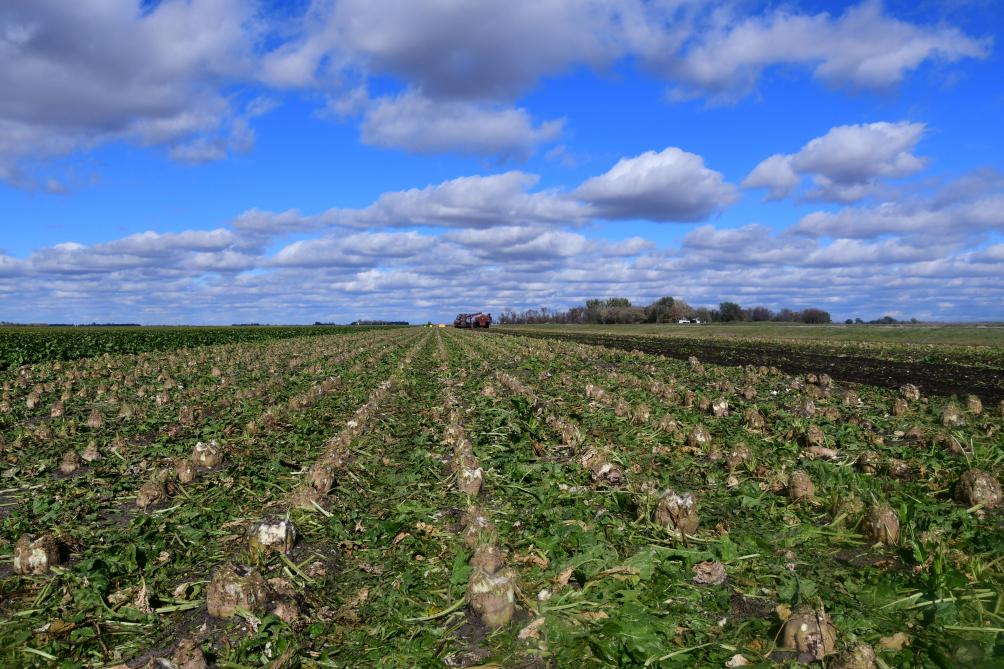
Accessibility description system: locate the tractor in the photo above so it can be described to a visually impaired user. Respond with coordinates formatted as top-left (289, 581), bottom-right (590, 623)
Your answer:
top-left (454, 312), bottom-right (492, 328)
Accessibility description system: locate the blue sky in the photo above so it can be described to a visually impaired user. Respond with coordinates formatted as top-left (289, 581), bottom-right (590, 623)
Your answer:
top-left (1, 0), bottom-right (1002, 324)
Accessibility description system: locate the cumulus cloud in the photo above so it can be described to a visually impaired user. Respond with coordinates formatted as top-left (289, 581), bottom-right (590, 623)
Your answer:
top-left (795, 193), bottom-right (1004, 239)
top-left (0, 0), bottom-right (263, 186)
top-left (791, 168), bottom-right (1004, 240)
top-left (260, 0), bottom-right (632, 98)
top-left (230, 147), bottom-right (738, 234)
top-left (1, 1), bottom-right (989, 178)
top-left (359, 92), bottom-right (563, 159)
top-left (575, 147), bottom-right (739, 221)
top-left (96, 229), bottom-right (241, 257)
top-left (25, 228), bottom-right (258, 275)
top-left (744, 122), bottom-right (927, 202)
top-left (235, 171), bottom-right (591, 235)
top-left (665, 0), bottom-right (989, 102)
top-left (271, 232), bottom-right (437, 268)
top-left (265, 0), bottom-right (987, 104)
top-left (233, 208), bottom-right (336, 236)
top-left (7, 198), bottom-right (1002, 325)
top-left (255, 1), bottom-right (987, 156)
top-left (349, 172), bottom-right (587, 227)
top-left (681, 216), bottom-right (975, 270)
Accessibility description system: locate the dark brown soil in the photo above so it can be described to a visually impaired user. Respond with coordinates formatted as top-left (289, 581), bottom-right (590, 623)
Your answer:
top-left (0, 495), bottom-right (19, 520)
top-left (497, 330), bottom-right (1004, 403)
top-left (834, 548), bottom-right (905, 571)
top-left (730, 593), bottom-right (776, 619)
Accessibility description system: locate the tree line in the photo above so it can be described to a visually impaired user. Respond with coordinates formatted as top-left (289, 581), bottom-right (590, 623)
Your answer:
top-left (496, 297), bottom-right (832, 325)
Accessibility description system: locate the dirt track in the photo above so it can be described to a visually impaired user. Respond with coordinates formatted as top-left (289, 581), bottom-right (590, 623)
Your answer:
top-left (495, 330), bottom-right (1004, 403)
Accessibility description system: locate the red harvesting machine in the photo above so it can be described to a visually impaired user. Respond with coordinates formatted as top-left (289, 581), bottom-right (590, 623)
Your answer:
top-left (453, 312), bottom-right (492, 328)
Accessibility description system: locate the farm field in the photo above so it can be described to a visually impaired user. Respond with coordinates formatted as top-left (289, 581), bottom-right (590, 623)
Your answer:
top-left (502, 323), bottom-right (1004, 348)
top-left (1, 327), bottom-right (1003, 668)
top-left (0, 326), bottom-right (389, 371)
top-left (499, 325), bottom-right (1004, 403)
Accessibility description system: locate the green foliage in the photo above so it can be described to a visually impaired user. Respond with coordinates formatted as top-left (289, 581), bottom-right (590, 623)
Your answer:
top-left (0, 324), bottom-right (388, 369)
top-left (718, 301), bottom-right (744, 322)
top-left (2, 327), bottom-right (1002, 668)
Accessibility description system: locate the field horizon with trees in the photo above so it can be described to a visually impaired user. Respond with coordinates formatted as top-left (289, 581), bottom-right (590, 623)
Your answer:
top-left (497, 297), bottom-right (841, 326)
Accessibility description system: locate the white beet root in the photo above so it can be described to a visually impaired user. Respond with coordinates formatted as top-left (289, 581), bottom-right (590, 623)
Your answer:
top-left (788, 470), bottom-right (814, 501)
top-left (863, 504), bottom-right (900, 545)
top-left (686, 425), bottom-right (712, 447)
top-left (192, 440), bottom-right (223, 468)
top-left (206, 563), bottom-right (267, 618)
top-left (14, 534), bottom-right (62, 575)
top-left (956, 469), bottom-right (1002, 509)
top-left (655, 490), bottom-right (699, 534)
top-left (782, 607), bottom-right (837, 660)
top-left (249, 518), bottom-right (298, 557)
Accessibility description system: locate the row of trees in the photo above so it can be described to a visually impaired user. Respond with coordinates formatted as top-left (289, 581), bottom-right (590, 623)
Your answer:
top-left (497, 297), bottom-right (832, 325)
top-left (845, 316), bottom-right (919, 325)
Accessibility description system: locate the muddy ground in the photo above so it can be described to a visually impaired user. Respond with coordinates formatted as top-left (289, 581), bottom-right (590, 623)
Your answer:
top-left (495, 330), bottom-right (1004, 403)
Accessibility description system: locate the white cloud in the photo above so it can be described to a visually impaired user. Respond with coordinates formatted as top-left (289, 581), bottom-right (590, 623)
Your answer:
top-left (0, 0), bottom-right (260, 186)
top-left (254, 1), bottom-right (987, 159)
top-left (681, 224), bottom-right (812, 266)
top-left (231, 148), bottom-right (739, 235)
top-left (233, 208), bottom-right (335, 236)
top-left (10, 201), bottom-right (1002, 326)
top-left (350, 171), bottom-right (587, 228)
top-left (744, 121), bottom-right (927, 202)
top-left (0, 254), bottom-right (23, 277)
top-left (666, 0), bottom-right (989, 102)
top-left (1, 1), bottom-right (989, 180)
top-left (792, 169), bottom-right (1004, 240)
top-left (801, 237), bottom-right (959, 267)
top-left (25, 228), bottom-right (256, 275)
top-left (575, 147), bottom-right (739, 221)
top-left (740, 155), bottom-right (800, 201)
top-left (359, 91), bottom-right (563, 158)
top-left (795, 193), bottom-right (1004, 239)
top-left (260, 0), bottom-right (633, 99)
top-left (96, 229), bottom-right (242, 256)
top-left (272, 232), bottom-right (437, 268)
top-left (181, 250), bottom-right (258, 273)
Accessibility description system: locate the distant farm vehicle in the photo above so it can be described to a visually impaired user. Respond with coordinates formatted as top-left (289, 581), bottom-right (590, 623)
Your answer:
top-left (454, 312), bottom-right (493, 329)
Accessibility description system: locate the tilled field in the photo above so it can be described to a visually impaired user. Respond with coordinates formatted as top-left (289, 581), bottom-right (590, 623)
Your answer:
top-left (498, 328), bottom-right (1004, 404)
top-left (1, 329), bottom-right (1003, 668)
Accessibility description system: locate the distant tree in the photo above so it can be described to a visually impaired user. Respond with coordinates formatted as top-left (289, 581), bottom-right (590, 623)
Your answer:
top-left (774, 308), bottom-right (797, 322)
top-left (844, 318), bottom-right (853, 324)
top-left (497, 298), bottom-right (834, 326)
top-left (668, 299), bottom-right (694, 322)
top-left (718, 301), bottom-right (744, 322)
top-left (800, 308), bottom-right (832, 324)
top-left (584, 299), bottom-right (604, 323)
top-left (646, 296), bottom-right (676, 323)
top-left (567, 306), bottom-right (586, 323)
